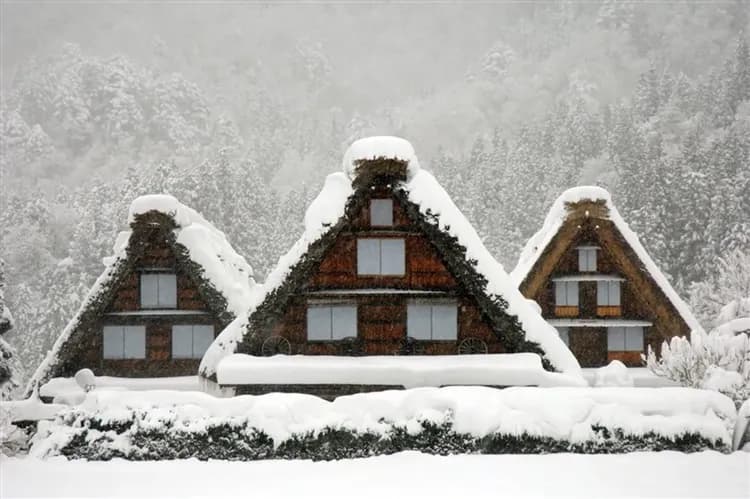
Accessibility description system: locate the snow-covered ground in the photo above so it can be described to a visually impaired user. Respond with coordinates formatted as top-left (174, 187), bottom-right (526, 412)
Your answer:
top-left (2, 451), bottom-right (748, 498)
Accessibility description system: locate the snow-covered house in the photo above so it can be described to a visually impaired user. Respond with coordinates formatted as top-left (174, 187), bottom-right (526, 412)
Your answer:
top-left (201, 137), bottom-right (583, 398)
top-left (511, 187), bottom-right (702, 368)
top-left (27, 195), bottom-right (257, 394)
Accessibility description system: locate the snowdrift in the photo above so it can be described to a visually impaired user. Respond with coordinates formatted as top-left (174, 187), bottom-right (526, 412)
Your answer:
top-left (31, 386), bottom-right (736, 460)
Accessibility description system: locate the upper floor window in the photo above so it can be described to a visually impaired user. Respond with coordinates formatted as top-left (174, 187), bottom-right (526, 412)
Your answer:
top-left (597, 281), bottom-right (621, 306)
top-left (370, 199), bottom-right (393, 226)
top-left (407, 301), bottom-right (458, 340)
top-left (357, 238), bottom-right (405, 275)
top-left (103, 325), bottom-right (146, 359)
top-left (607, 326), bottom-right (643, 351)
top-left (555, 281), bottom-right (579, 306)
top-left (578, 247), bottom-right (597, 271)
top-left (307, 304), bottom-right (357, 341)
top-left (140, 273), bottom-right (177, 309)
top-left (172, 325), bottom-right (214, 359)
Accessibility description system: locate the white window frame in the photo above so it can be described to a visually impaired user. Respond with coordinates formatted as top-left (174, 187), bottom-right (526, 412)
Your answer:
top-left (306, 304), bottom-right (358, 341)
top-left (140, 273), bottom-right (177, 309)
top-left (370, 199), bottom-right (394, 227)
top-left (555, 281), bottom-right (579, 306)
top-left (578, 248), bottom-right (597, 271)
top-left (597, 281), bottom-right (621, 306)
top-left (357, 238), bottom-right (405, 276)
top-left (607, 326), bottom-right (644, 352)
top-left (102, 325), bottom-right (146, 359)
top-left (171, 325), bottom-right (214, 359)
top-left (407, 301), bottom-right (458, 341)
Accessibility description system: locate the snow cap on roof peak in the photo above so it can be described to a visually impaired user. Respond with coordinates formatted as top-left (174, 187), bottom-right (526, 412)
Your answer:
top-left (557, 185), bottom-right (612, 205)
top-left (343, 136), bottom-right (420, 181)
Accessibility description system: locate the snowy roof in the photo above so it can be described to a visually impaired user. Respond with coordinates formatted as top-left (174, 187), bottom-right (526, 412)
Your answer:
top-left (27, 195), bottom-right (258, 393)
top-left (342, 136), bottom-right (420, 181)
top-left (510, 186), bottom-right (702, 333)
top-left (201, 137), bottom-right (582, 380)
top-left (216, 353), bottom-right (585, 388)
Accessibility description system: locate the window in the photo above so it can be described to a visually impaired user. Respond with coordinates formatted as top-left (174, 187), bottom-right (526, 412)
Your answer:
top-left (407, 302), bottom-right (458, 340)
top-left (607, 326), bottom-right (644, 351)
top-left (555, 281), bottom-right (579, 306)
top-left (555, 327), bottom-right (570, 346)
top-left (370, 199), bottom-right (393, 226)
top-left (140, 273), bottom-right (177, 308)
top-left (578, 248), bottom-right (597, 271)
top-left (103, 325), bottom-right (146, 359)
top-left (307, 304), bottom-right (357, 340)
top-left (172, 325), bottom-right (214, 359)
top-left (357, 238), bottom-right (405, 275)
top-left (597, 281), bottom-right (621, 306)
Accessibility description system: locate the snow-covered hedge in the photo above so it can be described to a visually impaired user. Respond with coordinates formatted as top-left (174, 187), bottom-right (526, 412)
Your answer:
top-left (31, 387), bottom-right (736, 460)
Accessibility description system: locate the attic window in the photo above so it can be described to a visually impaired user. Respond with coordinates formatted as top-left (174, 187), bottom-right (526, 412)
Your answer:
top-left (578, 247), bottom-right (597, 271)
top-left (357, 238), bottom-right (405, 275)
top-left (140, 273), bottom-right (177, 309)
top-left (103, 325), bottom-right (146, 359)
top-left (370, 199), bottom-right (393, 226)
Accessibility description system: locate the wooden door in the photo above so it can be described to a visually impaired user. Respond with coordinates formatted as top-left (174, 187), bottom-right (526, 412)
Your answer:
top-left (569, 327), bottom-right (607, 367)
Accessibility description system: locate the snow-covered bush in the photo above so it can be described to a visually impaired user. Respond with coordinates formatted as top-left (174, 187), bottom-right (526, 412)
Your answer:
top-left (645, 329), bottom-right (750, 407)
top-left (593, 361), bottom-right (634, 387)
top-left (30, 387), bottom-right (734, 460)
top-left (0, 405), bottom-right (31, 456)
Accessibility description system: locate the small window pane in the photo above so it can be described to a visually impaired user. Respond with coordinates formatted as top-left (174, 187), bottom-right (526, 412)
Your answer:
top-left (610, 281), bottom-right (621, 306)
top-left (123, 326), bottom-right (146, 359)
top-left (625, 327), bottom-right (644, 351)
top-left (597, 281), bottom-right (607, 305)
top-left (158, 274), bottom-right (177, 308)
top-left (432, 305), bottom-right (457, 340)
top-left (192, 325), bottom-right (215, 357)
top-left (172, 325), bottom-right (194, 359)
top-left (566, 282), bottom-right (579, 306)
top-left (331, 306), bottom-right (357, 340)
top-left (578, 249), bottom-right (596, 272)
top-left (140, 274), bottom-right (159, 308)
top-left (607, 327), bottom-right (625, 351)
top-left (556, 327), bottom-right (570, 346)
top-left (370, 199), bottom-right (393, 226)
top-left (103, 326), bottom-right (124, 359)
top-left (380, 239), bottom-right (405, 275)
top-left (407, 304), bottom-right (432, 340)
top-left (307, 306), bottom-right (332, 340)
top-left (555, 282), bottom-right (566, 305)
top-left (357, 239), bottom-right (381, 275)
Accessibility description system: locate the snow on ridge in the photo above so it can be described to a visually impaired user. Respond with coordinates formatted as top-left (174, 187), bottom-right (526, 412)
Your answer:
top-left (403, 170), bottom-right (582, 377)
top-left (342, 136), bottom-right (420, 180)
top-left (510, 186), bottom-right (703, 333)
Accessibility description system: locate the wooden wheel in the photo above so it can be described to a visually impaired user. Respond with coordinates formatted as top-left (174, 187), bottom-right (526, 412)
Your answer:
top-left (394, 336), bottom-right (425, 355)
top-left (261, 335), bottom-right (291, 356)
top-left (458, 337), bottom-right (488, 355)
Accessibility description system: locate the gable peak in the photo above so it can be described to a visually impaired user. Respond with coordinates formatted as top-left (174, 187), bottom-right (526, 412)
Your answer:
top-left (343, 136), bottom-right (420, 184)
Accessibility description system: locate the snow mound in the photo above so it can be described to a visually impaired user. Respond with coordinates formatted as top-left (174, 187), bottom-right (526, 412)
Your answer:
top-left (30, 386), bottom-right (737, 457)
top-left (343, 136), bottom-right (420, 180)
top-left (511, 186), bottom-right (702, 333)
top-left (713, 317), bottom-right (750, 337)
top-left (1, 397), bottom-right (66, 423)
top-left (593, 361), bottom-right (634, 387)
top-left (216, 353), bottom-right (585, 388)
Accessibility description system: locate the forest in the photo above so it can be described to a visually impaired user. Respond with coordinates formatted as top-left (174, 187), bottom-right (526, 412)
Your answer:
top-left (1, 2), bottom-right (748, 386)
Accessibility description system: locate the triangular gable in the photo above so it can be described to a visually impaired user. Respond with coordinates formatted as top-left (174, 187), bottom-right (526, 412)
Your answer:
top-left (201, 137), bottom-right (581, 380)
top-left (27, 195), bottom-right (257, 392)
top-left (510, 186), bottom-right (702, 334)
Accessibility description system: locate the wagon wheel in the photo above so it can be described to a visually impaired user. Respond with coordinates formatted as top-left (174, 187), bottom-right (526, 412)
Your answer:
top-left (394, 336), bottom-right (425, 356)
top-left (261, 335), bottom-right (291, 356)
top-left (339, 336), bottom-right (363, 356)
top-left (458, 337), bottom-right (488, 355)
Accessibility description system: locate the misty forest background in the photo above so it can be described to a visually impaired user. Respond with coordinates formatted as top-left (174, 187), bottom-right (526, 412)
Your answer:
top-left (1, 3), bottom-right (749, 384)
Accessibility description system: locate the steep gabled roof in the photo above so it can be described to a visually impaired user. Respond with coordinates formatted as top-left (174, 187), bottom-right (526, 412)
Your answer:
top-left (27, 195), bottom-right (259, 392)
top-left (201, 137), bottom-right (582, 380)
top-left (510, 186), bottom-right (703, 333)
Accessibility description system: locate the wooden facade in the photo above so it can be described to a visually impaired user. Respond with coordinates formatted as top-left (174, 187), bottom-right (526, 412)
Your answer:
top-left (252, 184), bottom-right (505, 358)
top-left (517, 199), bottom-right (693, 368)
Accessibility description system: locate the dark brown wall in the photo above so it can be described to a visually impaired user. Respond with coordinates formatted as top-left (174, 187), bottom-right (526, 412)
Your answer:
top-left (63, 223), bottom-right (221, 378)
top-left (262, 188), bottom-right (504, 355)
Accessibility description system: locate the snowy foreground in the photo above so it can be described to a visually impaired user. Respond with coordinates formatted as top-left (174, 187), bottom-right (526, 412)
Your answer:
top-left (2, 451), bottom-right (748, 498)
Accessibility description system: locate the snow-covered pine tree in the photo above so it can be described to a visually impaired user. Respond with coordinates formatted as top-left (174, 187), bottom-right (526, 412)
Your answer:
top-left (0, 259), bottom-right (23, 400)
